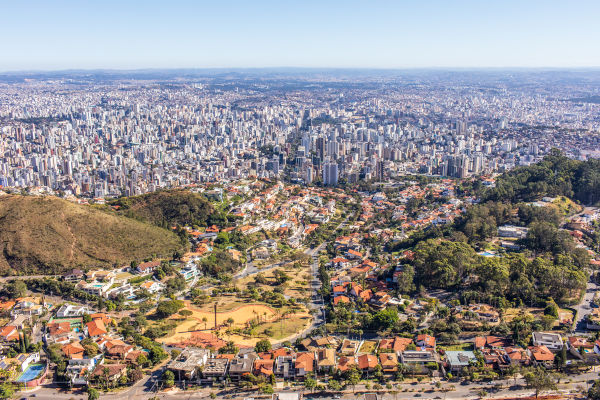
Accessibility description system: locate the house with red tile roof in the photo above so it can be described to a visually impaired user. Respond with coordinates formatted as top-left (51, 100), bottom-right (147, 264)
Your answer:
top-left (378, 337), bottom-right (414, 353)
top-left (357, 354), bottom-right (378, 372)
top-left (333, 296), bottom-right (350, 306)
top-left (416, 334), bottom-right (436, 350)
top-left (86, 320), bottom-right (108, 337)
top-left (62, 341), bottom-right (85, 359)
top-left (336, 355), bottom-right (356, 372)
top-left (528, 345), bottom-right (554, 367)
top-left (0, 325), bottom-right (19, 342)
top-left (253, 359), bottom-right (274, 376)
top-left (295, 352), bottom-right (315, 379)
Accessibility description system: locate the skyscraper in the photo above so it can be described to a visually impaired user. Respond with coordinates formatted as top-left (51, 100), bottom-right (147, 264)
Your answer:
top-left (322, 161), bottom-right (338, 186)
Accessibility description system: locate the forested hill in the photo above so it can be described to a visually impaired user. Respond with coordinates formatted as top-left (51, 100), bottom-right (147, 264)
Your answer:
top-left (108, 189), bottom-right (218, 228)
top-left (0, 195), bottom-right (184, 275)
top-left (486, 150), bottom-right (600, 206)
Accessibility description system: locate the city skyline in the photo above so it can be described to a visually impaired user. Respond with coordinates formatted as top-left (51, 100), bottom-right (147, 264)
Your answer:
top-left (2, 0), bottom-right (600, 71)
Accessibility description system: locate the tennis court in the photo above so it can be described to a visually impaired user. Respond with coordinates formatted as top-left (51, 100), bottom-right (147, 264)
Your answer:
top-left (16, 363), bottom-right (44, 383)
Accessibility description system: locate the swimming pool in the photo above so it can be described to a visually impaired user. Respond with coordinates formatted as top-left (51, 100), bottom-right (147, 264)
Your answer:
top-left (16, 363), bottom-right (45, 382)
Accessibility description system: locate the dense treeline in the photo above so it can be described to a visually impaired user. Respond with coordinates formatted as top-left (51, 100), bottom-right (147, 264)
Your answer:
top-left (200, 249), bottom-right (242, 278)
top-left (109, 189), bottom-right (218, 228)
top-left (486, 149), bottom-right (600, 206)
top-left (410, 239), bottom-right (587, 305)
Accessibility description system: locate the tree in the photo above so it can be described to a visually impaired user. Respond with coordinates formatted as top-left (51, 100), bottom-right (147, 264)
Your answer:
top-left (136, 353), bottom-right (149, 367)
top-left (83, 313), bottom-right (92, 323)
top-left (156, 300), bottom-right (184, 318)
top-left (345, 365), bottom-right (361, 393)
top-left (589, 380), bottom-right (600, 400)
top-left (178, 309), bottom-right (193, 317)
top-left (523, 367), bottom-right (557, 398)
top-left (5, 280), bottom-right (27, 299)
top-left (0, 384), bottom-right (13, 400)
top-left (327, 379), bottom-right (341, 391)
top-left (304, 376), bottom-right (317, 392)
top-left (202, 316), bottom-right (208, 330)
top-left (255, 339), bottom-right (271, 353)
top-left (372, 308), bottom-right (399, 330)
top-left (83, 342), bottom-right (99, 357)
top-left (162, 370), bottom-right (175, 388)
top-left (87, 387), bottom-right (99, 400)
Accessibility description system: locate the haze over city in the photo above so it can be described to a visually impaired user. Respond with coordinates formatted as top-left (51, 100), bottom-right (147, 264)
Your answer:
top-left (1, 0), bottom-right (600, 71)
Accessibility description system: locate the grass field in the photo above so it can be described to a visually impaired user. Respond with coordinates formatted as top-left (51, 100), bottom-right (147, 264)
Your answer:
top-left (443, 343), bottom-right (473, 351)
top-left (234, 263), bottom-right (312, 300)
top-left (358, 340), bottom-right (378, 354)
top-left (158, 301), bottom-right (312, 346)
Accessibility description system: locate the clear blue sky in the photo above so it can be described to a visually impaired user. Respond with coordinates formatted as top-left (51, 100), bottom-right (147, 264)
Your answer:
top-left (2, 0), bottom-right (599, 71)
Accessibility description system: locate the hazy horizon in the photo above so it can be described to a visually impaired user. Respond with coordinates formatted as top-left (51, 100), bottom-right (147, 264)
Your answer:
top-left (2, 0), bottom-right (599, 71)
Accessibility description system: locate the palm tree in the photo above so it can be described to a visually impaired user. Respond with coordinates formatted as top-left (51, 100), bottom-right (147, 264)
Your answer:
top-left (202, 316), bottom-right (208, 330)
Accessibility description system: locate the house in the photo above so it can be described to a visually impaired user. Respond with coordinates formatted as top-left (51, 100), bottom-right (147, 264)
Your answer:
top-left (0, 326), bottom-right (19, 342)
top-left (252, 246), bottom-right (270, 260)
top-left (379, 353), bottom-right (398, 374)
top-left (294, 352), bottom-right (314, 379)
top-left (168, 348), bottom-right (210, 381)
top-left (357, 354), bottom-right (378, 373)
top-left (55, 304), bottom-right (90, 318)
top-left (106, 343), bottom-right (133, 360)
top-left (139, 281), bottom-right (164, 294)
top-left (445, 351), bottom-right (477, 373)
top-left (62, 342), bottom-right (85, 359)
top-left (336, 355), bottom-right (356, 372)
top-left (86, 320), bottom-right (108, 337)
top-left (66, 356), bottom-right (103, 386)
top-left (331, 257), bottom-right (351, 269)
top-left (254, 358), bottom-right (275, 376)
top-left (64, 269), bottom-right (85, 283)
top-left (299, 337), bottom-right (337, 352)
top-left (180, 263), bottom-right (199, 281)
top-left (532, 332), bottom-right (563, 351)
top-left (77, 280), bottom-right (112, 298)
top-left (228, 353), bottom-right (258, 381)
top-left (136, 260), bottom-right (161, 275)
top-left (201, 358), bottom-right (229, 383)
top-left (333, 295), bottom-right (350, 306)
top-left (275, 354), bottom-right (296, 379)
top-left (90, 363), bottom-right (127, 386)
top-left (474, 335), bottom-right (511, 350)
top-left (416, 334), bottom-right (436, 350)
top-left (379, 337), bottom-right (413, 353)
top-left (346, 249), bottom-right (363, 260)
top-left (316, 348), bottom-right (336, 372)
top-left (332, 285), bottom-right (346, 297)
top-left (528, 345), bottom-right (555, 367)
top-left (399, 350), bottom-right (439, 374)
top-left (47, 321), bottom-right (72, 337)
top-left (504, 347), bottom-right (531, 366)
top-left (107, 284), bottom-right (136, 300)
top-left (567, 337), bottom-right (597, 361)
top-left (339, 339), bottom-right (360, 356)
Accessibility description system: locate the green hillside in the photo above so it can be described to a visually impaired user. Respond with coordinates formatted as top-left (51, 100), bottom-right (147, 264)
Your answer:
top-left (0, 195), bottom-right (185, 275)
top-left (486, 149), bottom-right (600, 205)
top-left (109, 189), bottom-right (216, 228)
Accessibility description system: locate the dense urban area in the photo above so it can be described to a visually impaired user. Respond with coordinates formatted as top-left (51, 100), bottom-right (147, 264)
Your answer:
top-left (0, 70), bottom-right (599, 400)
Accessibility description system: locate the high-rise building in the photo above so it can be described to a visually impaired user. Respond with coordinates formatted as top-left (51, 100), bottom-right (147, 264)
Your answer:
top-left (322, 161), bottom-right (338, 186)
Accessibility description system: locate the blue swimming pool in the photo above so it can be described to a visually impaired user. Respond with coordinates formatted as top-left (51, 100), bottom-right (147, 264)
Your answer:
top-left (16, 363), bottom-right (44, 382)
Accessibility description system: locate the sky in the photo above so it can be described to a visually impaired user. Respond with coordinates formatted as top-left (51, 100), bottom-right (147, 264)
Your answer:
top-left (1, 0), bottom-right (600, 71)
